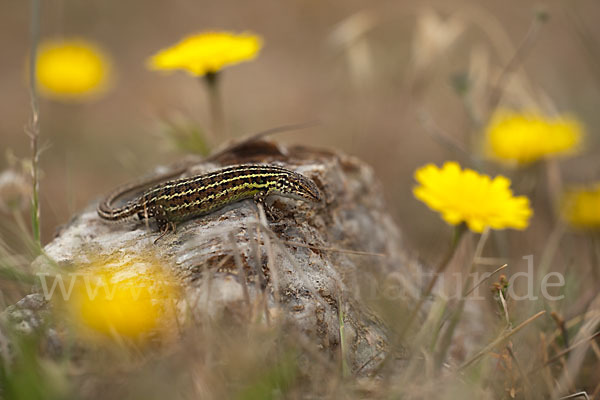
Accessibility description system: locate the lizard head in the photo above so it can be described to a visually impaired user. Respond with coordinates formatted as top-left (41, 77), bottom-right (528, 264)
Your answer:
top-left (276, 170), bottom-right (322, 203)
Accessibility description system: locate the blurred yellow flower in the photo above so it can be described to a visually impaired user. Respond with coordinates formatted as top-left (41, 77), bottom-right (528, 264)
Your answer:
top-left (562, 184), bottom-right (600, 229)
top-left (485, 110), bottom-right (583, 165)
top-left (413, 161), bottom-right (532, 232)
top-left (148, 31), bottom-right (262, 76)
top-left (36, 38), bottom-right (112, 100)
top-left (66, 256), bottom-right (179, 341)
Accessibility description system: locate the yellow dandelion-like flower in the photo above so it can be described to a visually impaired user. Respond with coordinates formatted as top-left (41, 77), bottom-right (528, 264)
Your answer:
top-left (64, 255), bottom-right (179, 341)
top-left (485, 109), bottom-right (583, 165)
top-left (413, 161), bottom-right (532, 232)
top-left (148, 31), bottom-right (262, 76)
top-left (35, 38), bottom-right (112, 100)
top-left (561, 184), bottom-right (600, 229)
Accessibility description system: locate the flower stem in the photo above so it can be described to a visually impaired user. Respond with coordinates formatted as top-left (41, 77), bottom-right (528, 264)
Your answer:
top-left (374, 224), bottom-right (467, 375)
top-left (434, 228), bottom-right (491, 369)
top-left (399, 223), bottom-right (467, 339)
top-left (338, 296), bottom-right (350, 378)
top-left (488, 10), bottom-right (547, 111)
top-left (204, 72), bottom-right (226, 141)
top-left (28, 0), bottom-right (41, 247)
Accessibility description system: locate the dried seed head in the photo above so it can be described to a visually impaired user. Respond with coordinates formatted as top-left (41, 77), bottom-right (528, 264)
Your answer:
top-left (0, 169), bottom-right (32, 213)
top-left (410, 9), bottom-right (465, 73)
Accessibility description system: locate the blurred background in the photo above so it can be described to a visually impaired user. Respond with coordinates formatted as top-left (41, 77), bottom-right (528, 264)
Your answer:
top-left (2, 2), bottom-right (600, 398)
top-left (1, 0), bottom-right (599, 258)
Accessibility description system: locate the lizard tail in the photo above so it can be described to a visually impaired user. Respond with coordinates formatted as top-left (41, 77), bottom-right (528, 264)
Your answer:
top-left (97, 185), bottom-right (142, 221)
top-left (97, 165), bottom-right (189, 222)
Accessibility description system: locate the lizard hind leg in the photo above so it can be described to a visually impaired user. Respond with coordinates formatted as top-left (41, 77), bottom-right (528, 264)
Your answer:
top-left (154, 204), bottom-right (176, 243)
top-left (154, 220), bottom-right (176, 244)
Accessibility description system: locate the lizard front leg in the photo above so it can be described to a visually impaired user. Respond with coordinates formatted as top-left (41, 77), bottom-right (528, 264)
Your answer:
top-left (253, 191), bottom-right (279, 221)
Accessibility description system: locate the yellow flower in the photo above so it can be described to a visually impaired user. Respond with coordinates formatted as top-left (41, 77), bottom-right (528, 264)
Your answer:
top-left (562, 184), bottom-right (600, 229)
top-left (413, 161), bottom-right (532, 232)
top-left (485, 109), bottom-right (583, 165)
top-left (65, 255), bottom-right (179, 341)
top-left (148, 31), bottom-right (262, 76)
top-left (36, 38), bottom-right (112, 100)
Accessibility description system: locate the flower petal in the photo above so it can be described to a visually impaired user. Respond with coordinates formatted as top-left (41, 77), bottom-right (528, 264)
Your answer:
top-left (413, 161), bottom-right (533, 232)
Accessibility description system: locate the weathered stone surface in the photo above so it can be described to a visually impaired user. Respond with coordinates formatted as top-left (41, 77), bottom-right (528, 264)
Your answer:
top-left (8, 141), bottom-right (427, 373)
